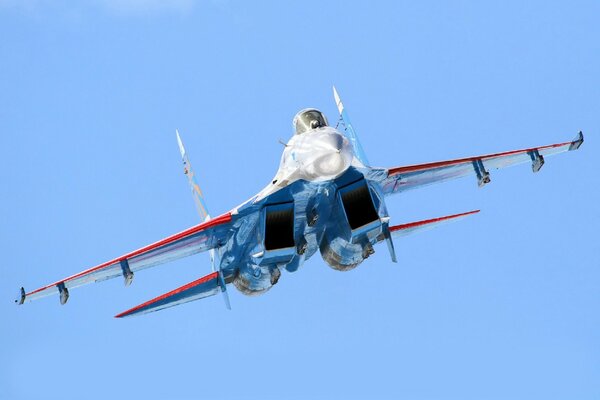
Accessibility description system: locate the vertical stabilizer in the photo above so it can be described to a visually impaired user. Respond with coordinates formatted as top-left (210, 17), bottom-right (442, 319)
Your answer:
top-left (176, 129), bottom-right (211, 222)
top-left (333, 86), bottom-right (370, 166)
top-left (176, 130), bottom-right (218, 274)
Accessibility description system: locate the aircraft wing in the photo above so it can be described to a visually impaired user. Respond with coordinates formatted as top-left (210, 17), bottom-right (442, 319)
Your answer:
top-left (17, 212), bottom-right (233, 305)
top-left (380, 132), bottom-right (583, 195)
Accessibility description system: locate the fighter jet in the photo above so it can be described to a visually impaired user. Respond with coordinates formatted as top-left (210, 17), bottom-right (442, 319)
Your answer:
top-left (16, 87), bottom-right (584, 317)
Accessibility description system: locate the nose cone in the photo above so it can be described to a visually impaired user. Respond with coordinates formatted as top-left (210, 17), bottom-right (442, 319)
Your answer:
top-left (319, 133), bottom-right (345, 153)
top-left (309, 131), bottom-right (353, 180)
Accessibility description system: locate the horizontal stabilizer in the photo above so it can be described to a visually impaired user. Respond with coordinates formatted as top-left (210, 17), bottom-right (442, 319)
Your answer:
top-left (115, 271), bottom-right (221, 318)
top-left (390, 210), bottom-right (480, 237)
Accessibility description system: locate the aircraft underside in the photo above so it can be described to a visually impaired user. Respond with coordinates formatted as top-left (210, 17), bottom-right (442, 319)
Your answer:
top-left (220, 166), bottom-right (389, 296)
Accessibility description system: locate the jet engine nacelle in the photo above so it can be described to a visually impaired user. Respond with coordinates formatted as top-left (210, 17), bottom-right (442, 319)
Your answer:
top-left (319, 179), bottom-right (383, 271)
top-left (233, 264), bottom-right (281, 296)
top-left (320, 236), bottom-right (372, 271)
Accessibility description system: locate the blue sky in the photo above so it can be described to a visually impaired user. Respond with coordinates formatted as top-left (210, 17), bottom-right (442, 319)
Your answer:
top-left (1, 1), bottom-right (598, 399)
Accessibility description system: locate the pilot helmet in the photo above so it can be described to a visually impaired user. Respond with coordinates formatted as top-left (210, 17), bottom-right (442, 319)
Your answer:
top-left (293, 108), bottom-right (328, 135)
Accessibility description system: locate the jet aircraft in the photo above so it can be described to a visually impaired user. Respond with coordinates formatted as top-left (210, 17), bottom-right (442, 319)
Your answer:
top-left (16, 87), bottom-right (584, 317)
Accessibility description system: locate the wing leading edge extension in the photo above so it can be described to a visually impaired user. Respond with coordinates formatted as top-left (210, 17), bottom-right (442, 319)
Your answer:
top-left (17, 212), bottom-right (232, 305)
top-left (381, 131), bottom-right (583, 195)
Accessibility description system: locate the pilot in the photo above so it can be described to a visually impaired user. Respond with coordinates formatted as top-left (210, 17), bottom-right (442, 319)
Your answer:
top-left (293, 108), bottom-right (329, 135)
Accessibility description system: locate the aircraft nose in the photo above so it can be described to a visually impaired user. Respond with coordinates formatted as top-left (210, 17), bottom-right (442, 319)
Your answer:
top-left (308, 132), bottom-right (353, 180)
top-left (319, 133), bottom-right (345, 153)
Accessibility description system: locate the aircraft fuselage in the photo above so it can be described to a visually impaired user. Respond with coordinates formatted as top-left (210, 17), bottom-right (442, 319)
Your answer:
top-left (221, 126), bottom-right (389, 295)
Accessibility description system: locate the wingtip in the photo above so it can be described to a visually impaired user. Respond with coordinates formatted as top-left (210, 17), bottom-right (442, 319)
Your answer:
top-left (15, 287), bottom-right (26, 305)
top-left (569, 131), bottom-right (584, 151)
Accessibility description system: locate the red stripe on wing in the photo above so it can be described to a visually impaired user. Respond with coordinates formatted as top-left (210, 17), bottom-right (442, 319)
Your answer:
top-left (389, 210), bottom-right (480, 232)
top-left (114, 271), bottom-right (219, 318)
top-left (26, 212), bottom-right (232, 296)
top-left (388, 142), bottom-right (570, 176)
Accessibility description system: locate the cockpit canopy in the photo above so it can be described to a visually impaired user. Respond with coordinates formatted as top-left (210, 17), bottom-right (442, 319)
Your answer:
top-left (293, 108), bottom-right (329, 135)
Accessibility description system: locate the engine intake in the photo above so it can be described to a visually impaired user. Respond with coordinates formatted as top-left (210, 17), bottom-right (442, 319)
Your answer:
top-left (264, 203), bottom-right (295, 250)
top-left (340, 181), bottom-right (379, 230)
